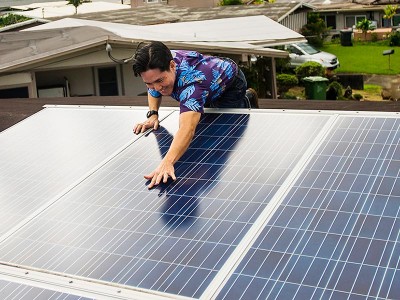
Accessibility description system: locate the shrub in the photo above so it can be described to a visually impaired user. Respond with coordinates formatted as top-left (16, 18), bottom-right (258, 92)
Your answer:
top-left (295, 62), bottom-right (325, 80)
top-left (0, 14), bottom-right (30, 27)
top-left (275, 57), bottom-right (292, 73)
top-left (389, 31), bottom-right (400, 46)
top-left (277, 73), bottom-right (298, 93)
top-left (218, 0), bottom-right (242, 5)
top-left (353, 93), bottom-right (363, 101)
top-left (281, 92), bottom-right (298, 100)
top-left (326, 81), bottom-right (343, 100)
top-left (371, 32), bottom-right (379, 42)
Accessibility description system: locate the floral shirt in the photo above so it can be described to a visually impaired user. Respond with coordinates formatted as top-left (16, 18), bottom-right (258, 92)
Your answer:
top-left (148, 50), bottom-right (237, 114)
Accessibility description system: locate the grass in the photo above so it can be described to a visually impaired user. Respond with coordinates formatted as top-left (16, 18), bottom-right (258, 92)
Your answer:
top-left (321, 42), bottom-right (400, 75)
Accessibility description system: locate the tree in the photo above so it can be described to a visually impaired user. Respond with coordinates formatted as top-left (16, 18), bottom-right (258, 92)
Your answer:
top-left (356, 19), bottom-right (374, 40)
top-left (67, 0), bottom-right (91, 14)
top-left (300, 12), bottom-right (328, 48)
top-left (383, 4), bottom-right (398, 25)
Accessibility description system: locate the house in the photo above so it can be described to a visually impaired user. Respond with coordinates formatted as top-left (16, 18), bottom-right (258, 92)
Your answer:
top-left (314, 1), bottom-right (400, 30)
top-left (128, 0), bottom-right (399, 30)
top-left (0, 16), bottom-right (306, 99)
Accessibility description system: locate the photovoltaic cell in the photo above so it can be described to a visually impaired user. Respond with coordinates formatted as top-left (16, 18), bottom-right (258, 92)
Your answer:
top-left (0, 111), bottom-right (330, 298)
top-left (0, 107), bottom-right (171, 237)
top-left (0, 279), bottom-right (91, 300)
top-left (216, 116), bottom-right (400, 300)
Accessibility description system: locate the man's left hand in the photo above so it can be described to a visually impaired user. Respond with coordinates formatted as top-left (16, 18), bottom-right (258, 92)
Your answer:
top-left (144, 159), bottom-right (177, 189)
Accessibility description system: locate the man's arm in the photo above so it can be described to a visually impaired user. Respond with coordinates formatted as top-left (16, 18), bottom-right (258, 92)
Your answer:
top-left (145, 111), bottom-right (201, 189)
top-left (133, 93), bottom-right (162, 134)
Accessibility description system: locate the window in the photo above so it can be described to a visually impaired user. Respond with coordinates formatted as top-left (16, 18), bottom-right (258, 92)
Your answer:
top-left (322, 15), bottom-right (336, 29)
top-left (0, 87), bottom-right (29, 98)
top-left (393, 14), bottom-right (400, 26)
top-left (345, 15), bottom-right (366, 28)
top-left (97, 67), bottom-right (119, 96)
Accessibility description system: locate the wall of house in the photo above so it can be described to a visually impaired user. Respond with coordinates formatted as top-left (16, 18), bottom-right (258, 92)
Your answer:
top-left (280, 11), bottom-right (308, 32)
top-left (36, 68), bottom-right (95, 97)
top-left (35, 65), bottom-right (148, 98)
top-left (122, 64), bottom-right (148, 96)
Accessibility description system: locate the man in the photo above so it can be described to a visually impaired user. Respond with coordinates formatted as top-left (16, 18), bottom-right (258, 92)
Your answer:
top-left (132, 41), bottom-right (258, 189)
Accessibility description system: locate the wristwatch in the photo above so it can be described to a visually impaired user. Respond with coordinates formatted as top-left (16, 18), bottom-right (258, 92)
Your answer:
top-left (146, 110), bottom-right (158, 118)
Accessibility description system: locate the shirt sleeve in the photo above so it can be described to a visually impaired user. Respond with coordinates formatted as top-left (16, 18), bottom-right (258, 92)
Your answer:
top-left (179, 84), bottom-right (209, 114)
top-left (148, 88), bottom-right (161, 98)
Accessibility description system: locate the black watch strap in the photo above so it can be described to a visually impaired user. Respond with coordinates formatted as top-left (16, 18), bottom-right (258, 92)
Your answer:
top-left (146, 110), bottom-right (158, 118)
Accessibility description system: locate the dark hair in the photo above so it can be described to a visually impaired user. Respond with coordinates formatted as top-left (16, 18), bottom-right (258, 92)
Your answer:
top-left (132, 41), bottom-right (173, 77)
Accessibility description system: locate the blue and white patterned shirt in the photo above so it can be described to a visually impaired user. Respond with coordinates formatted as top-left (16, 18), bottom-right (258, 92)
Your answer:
top-left (148, 50), bottom-right (237, 114)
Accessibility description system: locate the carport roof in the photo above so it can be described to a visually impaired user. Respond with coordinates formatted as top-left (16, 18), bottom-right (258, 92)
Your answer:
top-left (0, 15), bottom-right (307, 73)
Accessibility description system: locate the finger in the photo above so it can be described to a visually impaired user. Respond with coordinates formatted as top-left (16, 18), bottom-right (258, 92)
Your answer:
top-left (141, 123), bottom-right (149, 133)
top-left (170, 171), bottom-right (177, 182)
top-left (163, 172), bottom-right (169, 183)
top-left (134, 124), bottom-right (144, 135)
top-left (133, 124), bottom-right (139, 134)
top-left (147, 173), bottom-right (157, 189)
top-left (144, 172), bottom-right (154, 180)
top-left (148, 173), bottom-right (161, 189)
top-left (153, 120), bottom-right (159, 131)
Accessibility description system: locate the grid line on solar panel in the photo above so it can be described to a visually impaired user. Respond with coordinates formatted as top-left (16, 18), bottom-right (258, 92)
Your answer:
top-left (0, 111), bottom-right (332, 299)
top-left (216, 115), bottom-right (400, 300)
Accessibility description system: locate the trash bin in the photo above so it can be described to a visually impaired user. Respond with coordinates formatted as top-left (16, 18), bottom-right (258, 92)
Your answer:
top-left (340, 29), bottom-right (353, 46)
top-left (303, 76), bottom-right (329, 100)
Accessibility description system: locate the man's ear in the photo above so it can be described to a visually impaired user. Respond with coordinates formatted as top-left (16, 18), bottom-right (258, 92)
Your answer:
top-left (170, 60), bottom-right (176, 71)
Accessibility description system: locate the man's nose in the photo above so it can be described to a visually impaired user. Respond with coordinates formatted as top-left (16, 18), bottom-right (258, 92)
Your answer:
top-left (154, 83), bottom-right (163, 91)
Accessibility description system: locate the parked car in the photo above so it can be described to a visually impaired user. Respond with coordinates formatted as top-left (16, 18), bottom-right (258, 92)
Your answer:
top-left (284, 42), bottom-right (340, 69)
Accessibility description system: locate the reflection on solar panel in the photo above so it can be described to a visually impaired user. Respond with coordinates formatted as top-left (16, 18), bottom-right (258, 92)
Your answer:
top-left (0, 106), bottom-right (173, 237)
top-left (0, 106), bottom-right (399, 299)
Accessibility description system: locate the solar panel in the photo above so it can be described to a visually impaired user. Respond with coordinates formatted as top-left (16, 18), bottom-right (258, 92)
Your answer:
top-left (215, 115), bottom-right (400, 300)
top-left (1, 107), bottom-right (399, 299)
top-left (0, 106), bottom-right (173, 238)
top-left (0, 109), bottom-right (331, 298)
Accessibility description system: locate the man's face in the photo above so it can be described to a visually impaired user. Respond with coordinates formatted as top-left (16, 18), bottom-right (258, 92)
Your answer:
top-left (140, 60), bottom-right (176, 96)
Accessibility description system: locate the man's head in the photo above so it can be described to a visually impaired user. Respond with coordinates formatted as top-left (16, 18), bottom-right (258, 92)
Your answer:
top-left (133, 41), bottom-right (176, 96)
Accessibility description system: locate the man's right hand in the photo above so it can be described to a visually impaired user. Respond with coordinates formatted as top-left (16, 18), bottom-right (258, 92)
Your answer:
top-left (133, 115), bottom-right (159, 134)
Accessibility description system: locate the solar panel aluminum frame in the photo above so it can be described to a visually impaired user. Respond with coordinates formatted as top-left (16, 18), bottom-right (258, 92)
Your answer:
top-left (0, 262), bottom-right (190, 300)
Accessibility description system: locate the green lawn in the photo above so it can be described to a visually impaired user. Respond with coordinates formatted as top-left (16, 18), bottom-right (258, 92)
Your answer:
top-left (321, 43), bottom-right (400, 75)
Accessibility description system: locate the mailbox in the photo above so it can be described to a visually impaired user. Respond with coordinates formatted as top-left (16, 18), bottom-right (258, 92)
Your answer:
top-left (383, 49), bottom-right (394, 55)
top-left (382, 49), bottom-right (395, 69)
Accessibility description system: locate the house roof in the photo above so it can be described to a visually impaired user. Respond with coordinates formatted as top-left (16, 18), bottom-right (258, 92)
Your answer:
top-left (7, 1), bottom-right (130, 19)
top-left (47, 2), bottom-right (315, 25)
top-left (0, 26), bottom-right (118, 73)
top-left (308, 0), bottom-right (398, 12)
